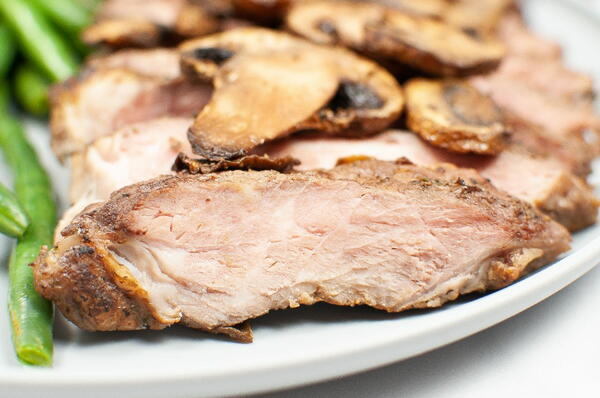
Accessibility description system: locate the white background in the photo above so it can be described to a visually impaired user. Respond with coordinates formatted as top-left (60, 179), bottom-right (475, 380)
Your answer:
top-left (254, 1), bottom-right (600, 397)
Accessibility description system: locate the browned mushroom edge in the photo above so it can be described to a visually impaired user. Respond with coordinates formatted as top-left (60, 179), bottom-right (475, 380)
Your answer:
top-left (404, 78), bottom-right (509, 155)
top-left (286, 0), bottom-right (506, 77)
top-left (179, 28), bottom-right (404, 160)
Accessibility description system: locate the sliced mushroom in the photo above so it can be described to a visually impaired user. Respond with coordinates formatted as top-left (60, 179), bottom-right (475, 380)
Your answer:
top-left (232, 0), bottom-right (292, 22)
top-left (404, 78), bottom-right (508, 155)
top-left (378, 0), bottom-right (448, 18)
top-left (83, 0), bottom-right (225, 48)
top-left (83, 19), bottom-right (164, 48)
top-left (444, 0), bottom-right (515, 34)
top-left (173, 2), bottom-right (220, 38)
top-left (286, 0), bottom-right (505, 77)
top-left (179, 27), bottom-right (403, 159)
top-left (172, 153), bottom-right (300, 174)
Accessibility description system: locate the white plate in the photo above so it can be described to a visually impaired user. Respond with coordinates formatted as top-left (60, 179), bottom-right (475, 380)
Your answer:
top-left (1, 1), bottom-right (600, 397)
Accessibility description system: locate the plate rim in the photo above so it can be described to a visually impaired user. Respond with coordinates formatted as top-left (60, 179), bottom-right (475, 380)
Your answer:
top-left (1, 0), bottom-right (599, 396)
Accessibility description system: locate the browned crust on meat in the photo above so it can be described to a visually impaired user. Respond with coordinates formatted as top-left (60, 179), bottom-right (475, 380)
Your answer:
top-left (533, 172), bottom-right (599, 232)
top-left (35, 159), bottom-right (570, 340)
top-left (34, 239), bottom-right (167, 331)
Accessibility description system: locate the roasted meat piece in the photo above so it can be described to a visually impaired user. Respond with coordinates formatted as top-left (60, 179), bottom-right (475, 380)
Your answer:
top-left (404, 78), bottom-right (508, 155)
top-left (179, 27), bottom-right (403, 159)
top-left (470, 13), bottom-right (600, 154)
top-left (35, 159), bottom-right (570, 340)
top-left (264, 131), bottom-right (598, 231)
top-left (86, 48), bottom-right (181, 80)
top-left (50, 68), bottom-right (212, 159)
top-left (286, 0), bottom-right (505, 76)
top-left (69, 118), bottom-right (194, 203)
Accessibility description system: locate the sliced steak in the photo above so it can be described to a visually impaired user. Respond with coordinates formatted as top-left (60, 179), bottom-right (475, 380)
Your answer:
top-left (50, 69), bottom-right (211, 159)
top-left (86, 48), bottom-right (181, 80)
top-left (263, 131), bottom-right (598, 231)
top-left (56, 117), bottom-right (194, 243)
top-left (69, 117), bottom-right (194, 203)
top-left (35, 159), bottom-right (570, 339)
top-left (470, 13), bottom-right (600, 154)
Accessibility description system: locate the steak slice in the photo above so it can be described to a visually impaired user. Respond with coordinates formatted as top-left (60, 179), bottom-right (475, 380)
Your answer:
top-left (470, 13), bottom-right (600, 154)
top-left (35, 159), bottom-right (570, 340)
top-left (263, 131), bottom-right (598, 231)
top-left (69, 117), bottom-right (194, 203)
top-left (86, 48), bottom-right (181, 80)
top-left (50, 68), bottom-right (211, 159)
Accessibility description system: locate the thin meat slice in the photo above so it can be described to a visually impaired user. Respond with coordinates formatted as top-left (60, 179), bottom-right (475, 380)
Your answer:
top-left (263, 131), bottom-right (598, 231)
top-left (58, 117), bottom-right (296, 242)
top-left (56, 117), bottom-right (195, 242)
top-left (86, 48), bottom-right (181, 80)
top-left (69, 117), bottom-right (194, 203)
top-left (35, 159), bottom-right (570, 340)
top-left (470, 13), bottom-right (600, 153)
top-left (506, 114), bottom-right (593, 177)
top-left (50, 68), bottom-right (212, 159)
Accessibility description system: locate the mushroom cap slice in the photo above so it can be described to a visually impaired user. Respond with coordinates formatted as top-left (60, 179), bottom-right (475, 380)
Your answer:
top-left (366, 10), bottom-right (506, 77)
top-left (83, 0), bottom-right (224, 48)
top-left (173, 3), bottom-right (220, 38)
top-left (188, 51), bottom-right (341, 158)
top-left (83, 19), bottom-right (164, 48)
top-left (444, 0), bottom-right (515, 33)
top-left (286, 1), bottom-right (383, 47)
top-left (232, 0), bottom-right (291, 22)
top-left (405, 78), bottom-right (507, 155)
top-left (286, 0), bottom-right (505, 77)
top-left (179, 27), bottom-right (404, 160)
top-left (377, 0), bottom-right (448, 18)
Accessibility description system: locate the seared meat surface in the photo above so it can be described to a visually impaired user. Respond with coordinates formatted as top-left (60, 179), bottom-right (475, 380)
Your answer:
top-left (264, 131), bottom-right (598, 231)
top-left (35, 159), bottom-right (570, 339)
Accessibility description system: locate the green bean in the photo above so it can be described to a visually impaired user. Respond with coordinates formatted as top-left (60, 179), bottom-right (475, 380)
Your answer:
top-left (28, 0), bottom-right (92, 34)
top-left (0, 23), bottom-right (17, 78)
top-left (73, 0), bottom-right (102, 14)
top-left (0, 0), bottom-right (79, 82)
top-left (14, 64), bottom-right (49, 117)
top-left (0, 181), bottom-right (29, 238)
top-left (0, 93), bottom-right (56, 365)
top-left (0, 81), bottom-right (9, 114)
